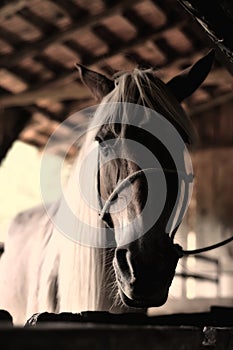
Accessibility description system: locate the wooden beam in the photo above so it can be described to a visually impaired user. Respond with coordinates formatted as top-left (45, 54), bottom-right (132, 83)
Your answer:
top-left (178, 0), bottom-right (233, 76)
top-left (1, 67), bottom-right (231, 115)
top-left (179, 0), bottom-right (233, 51)
top-left (204, 68), bottom-right (233, 86)
top-left (159, 57), bottom-right (233, 86)
top-left (0, 82), bottom-right (91, 107)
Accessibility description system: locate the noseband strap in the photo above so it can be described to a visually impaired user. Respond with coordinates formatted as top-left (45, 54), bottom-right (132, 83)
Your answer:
top-left (98, 166), bottom-right (233, 256)
top-left (98, 166), bottom-right (192, 233)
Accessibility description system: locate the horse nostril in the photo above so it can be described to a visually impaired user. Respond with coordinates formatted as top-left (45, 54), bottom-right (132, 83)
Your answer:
top-left (116, 249), bottom-right (127, 270)
top-left (115, 249), bottom-right (131, 279)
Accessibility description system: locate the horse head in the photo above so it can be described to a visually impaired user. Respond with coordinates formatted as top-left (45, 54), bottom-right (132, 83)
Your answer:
top-left (76, 51), bottom-right (214, 308)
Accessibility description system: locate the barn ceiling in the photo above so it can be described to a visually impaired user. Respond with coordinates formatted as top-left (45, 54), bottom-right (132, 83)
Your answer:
top-left (0, 0), bottom-right (232, 161)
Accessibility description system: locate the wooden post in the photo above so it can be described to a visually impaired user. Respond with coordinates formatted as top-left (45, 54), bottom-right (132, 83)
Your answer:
top-left (178, 0), bottom-right (233, 75)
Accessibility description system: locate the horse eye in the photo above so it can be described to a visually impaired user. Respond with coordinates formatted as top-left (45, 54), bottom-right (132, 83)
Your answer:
top-left (95, 135), bottom-right (103, 144)
top-left (95, 136), bottom-right (110, 155)
top-left (95, 136), bottom-right (106, 148)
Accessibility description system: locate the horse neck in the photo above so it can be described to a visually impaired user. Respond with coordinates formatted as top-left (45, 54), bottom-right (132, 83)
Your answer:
top-left (56, 140), bottom-right (124, 313)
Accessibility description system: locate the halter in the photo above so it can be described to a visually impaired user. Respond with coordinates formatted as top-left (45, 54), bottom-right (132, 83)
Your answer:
top-left (98, 166), bottom-right (233, 257)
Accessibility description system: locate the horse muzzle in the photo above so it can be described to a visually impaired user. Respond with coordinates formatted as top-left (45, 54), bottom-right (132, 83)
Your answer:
top-left (118, 282), bottom-right (170, 308)
top-left (113, 248), bottom-right (176, 308)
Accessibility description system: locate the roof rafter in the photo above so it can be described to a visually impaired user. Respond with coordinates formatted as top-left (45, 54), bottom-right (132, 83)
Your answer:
top-left (0, 0), bottom-right (142, 67)
top-left (24, 21), bottom-right (189, 86)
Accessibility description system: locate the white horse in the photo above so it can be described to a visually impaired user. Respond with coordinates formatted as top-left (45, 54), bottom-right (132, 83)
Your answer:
top-left (0, 51), bottom-right (214, 325)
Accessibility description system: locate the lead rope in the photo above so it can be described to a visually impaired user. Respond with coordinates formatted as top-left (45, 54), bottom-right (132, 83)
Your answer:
top-left (181, 235), bottom-right (233, 256)
top-left (98, 166), bottom-right (233, 256)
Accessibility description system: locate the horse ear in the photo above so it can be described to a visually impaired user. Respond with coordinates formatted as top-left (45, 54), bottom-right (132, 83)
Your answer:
top-left (75, 64), bottom-right (114, 100)
top-left (166, 50), bottom-right (215, 102)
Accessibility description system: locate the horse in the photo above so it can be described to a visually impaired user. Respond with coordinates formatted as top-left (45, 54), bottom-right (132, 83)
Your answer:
top-left (0, 51), bottom-right (214, 325)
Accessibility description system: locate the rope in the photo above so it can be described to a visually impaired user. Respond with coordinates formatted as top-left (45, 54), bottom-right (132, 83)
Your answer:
top-left (182, 235), bottom-right (233, 256)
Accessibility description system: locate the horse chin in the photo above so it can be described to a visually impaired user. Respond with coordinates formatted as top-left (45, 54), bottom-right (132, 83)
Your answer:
top-left (118, 285), bottom-right (169, 309)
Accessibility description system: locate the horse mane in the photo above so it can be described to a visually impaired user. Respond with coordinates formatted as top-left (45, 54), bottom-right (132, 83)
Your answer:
top-left (91, 68), bottom-right (196, 145)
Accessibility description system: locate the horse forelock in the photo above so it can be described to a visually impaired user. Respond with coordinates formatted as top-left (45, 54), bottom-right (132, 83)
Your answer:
top-left (94, 68), bottom-right (195, 146)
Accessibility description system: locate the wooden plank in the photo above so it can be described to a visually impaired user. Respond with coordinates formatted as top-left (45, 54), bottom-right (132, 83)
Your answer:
top-left (18, 7), bottom-right (58, 34)
top-left (35, 55), bottom-right (70, 75)
top-left (64, 40), bottom-right (93, 63)
top-left (0, 325), bottom-right (205, 350)
top-left (1, 323), bottom-right (233, 349)
top-left (0, 0), bottom-right (27, 20)
top-left (10, 66), bottom-right (41, 86)
top-left (49, 0), bottom-right (89, 20)
top-left (123, 8), bottom-right (156, 35)
top-left (0, 25), bottom-right (26, 48)
top-left (154, 37), bottom-right (179, 60)
top-left (0, 82), bottom-right (91, 107)
top-left (190, 91), bottom-right (233, 117)
top-left (92, 24), bottom-right (125, 49)
top-left (1, 72), bottom-right (231, 115)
